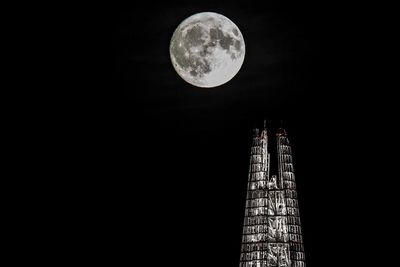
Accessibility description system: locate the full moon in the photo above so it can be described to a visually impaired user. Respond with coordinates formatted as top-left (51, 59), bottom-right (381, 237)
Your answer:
top-left (170, 12), bottom-right (245, 88)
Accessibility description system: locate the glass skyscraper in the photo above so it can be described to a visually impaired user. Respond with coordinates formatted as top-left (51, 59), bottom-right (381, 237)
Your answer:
top-left (239, 124), bottom-right (306, 267)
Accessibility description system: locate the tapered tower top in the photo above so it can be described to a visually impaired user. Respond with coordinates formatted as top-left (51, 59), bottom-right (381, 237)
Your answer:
top-left (239, 121), bottom-right (306, 267)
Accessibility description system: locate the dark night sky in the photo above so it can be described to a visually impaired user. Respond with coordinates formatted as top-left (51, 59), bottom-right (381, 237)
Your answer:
top-left (85, 1), bottom-right (389, 266)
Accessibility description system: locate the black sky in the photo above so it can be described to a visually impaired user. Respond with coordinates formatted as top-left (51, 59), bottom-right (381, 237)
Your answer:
top-left (97, 1), bottom-right (386, 266)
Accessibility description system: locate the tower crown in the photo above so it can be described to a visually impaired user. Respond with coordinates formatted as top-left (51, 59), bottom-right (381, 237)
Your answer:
top-left (239, 123), bottom-right (305, 267)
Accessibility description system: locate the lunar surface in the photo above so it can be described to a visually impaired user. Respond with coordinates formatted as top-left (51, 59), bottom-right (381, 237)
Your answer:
top-left (170, 12), bottom-right (245, 88)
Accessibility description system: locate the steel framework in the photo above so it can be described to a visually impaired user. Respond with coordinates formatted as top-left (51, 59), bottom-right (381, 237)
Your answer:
top-left (239, 124), bottom-right (306, 267)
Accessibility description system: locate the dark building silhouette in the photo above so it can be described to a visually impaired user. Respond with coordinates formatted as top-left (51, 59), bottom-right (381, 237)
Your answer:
top-left (239, 123), bottom-right (306, 267)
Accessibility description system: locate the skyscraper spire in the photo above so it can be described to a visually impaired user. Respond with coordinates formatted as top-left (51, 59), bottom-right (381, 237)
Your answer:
top-left (239, 123), bottom-right (306, 267)
top-left (277, 129), bottom-right (305, 267)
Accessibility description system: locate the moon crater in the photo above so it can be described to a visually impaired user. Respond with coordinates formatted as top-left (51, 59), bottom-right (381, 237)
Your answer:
top-left (170, 12), bottom-right (245, 88)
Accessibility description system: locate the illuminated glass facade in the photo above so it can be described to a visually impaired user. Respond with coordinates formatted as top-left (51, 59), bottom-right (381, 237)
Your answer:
top-left (239, 126), bottom-right (306, 267)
